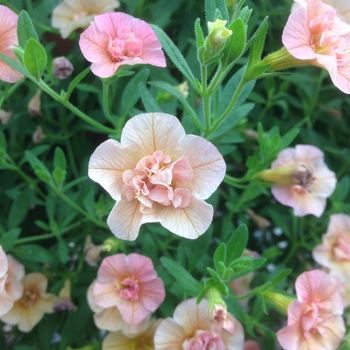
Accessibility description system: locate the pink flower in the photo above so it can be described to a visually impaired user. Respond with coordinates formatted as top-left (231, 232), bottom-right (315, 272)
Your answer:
top-left (261, 144), bottom-right (336, 217)
top-left (0, 5), bottom-right (24, 83)
top-left (0, 247), bottom-right (24, 316)
top-left (91, 253), bottom-right (165, 325)
top-left (0, 272), bottom-right (57, 332)
top-left (283, 0), bottom-right (350, 94)
top-left (51, 0), bottom-right (120, 39)
top-left (313, 214), bottom-right (350, 281)
top-left (154, 298), bottom-right (244, 350)
top-left (79, 12), bottom-right (166, 78)
top-left (244, 340), bottom-right (261, 350)
top-left (88, 112), bottom-right (226, 240)
top-left (277, 270), bottom-right (345, 350)
top-left (318, 0), bottom-right (350, 23)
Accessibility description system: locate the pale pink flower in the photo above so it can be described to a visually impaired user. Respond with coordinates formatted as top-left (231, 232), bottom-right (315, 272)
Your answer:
top-left (91, 253), bottom-right (165, 325)
top-left (244, 340), bottom-right (261, 350)
top-left (317, 1), bottom-right (350, 23)
top-left (102, 318), bottom-right (161, 350)
top-left (283, 0), bottom-right (350, 94)
top-left (210, 303), bottom-right (235, 336)
top-left (89, 112), bottom-right (226, 240)
top-left (154, 298), bottom-right (244, 350)
top-left (270, 145), bottom-right (336, 217)
top-left (277, 270), bottom-right (345, 350)
top-left (51, 0), bottom-right (120, 39)
top-left (79, 12), bottom-right (166, 78)
top-left (0, 5), bottom-right (24, 83)
top-left (313, 214), bottom-right (350, 281)
top-left (0, 272), bottom-right (57, 332)
top-left (0, 248), bottom-right (24, 316)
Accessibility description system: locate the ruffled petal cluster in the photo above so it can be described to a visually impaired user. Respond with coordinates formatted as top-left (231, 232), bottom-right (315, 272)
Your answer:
top-left (277, 270), bottom-right (345, 350)
top-left (79, 12), bottom-right (166, 78)
top-left (51, 0), bottom-right (120, 39)
top-left (0, 5), bottom-right (24, 83)
top-left (154, 298), bottom-right (244, 350)
top-left (283, 0), bottom-right (350, 93)
top-left (88, 112), bottom-right (226, 240)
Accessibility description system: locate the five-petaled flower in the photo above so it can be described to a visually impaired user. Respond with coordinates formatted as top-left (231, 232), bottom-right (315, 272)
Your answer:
top-left (256, 145), bottom-right (336, 217)
top-left (79, 12), bottom-right (166, 78)
top-left (91, 253), bottom-right (165, 325)
top-left (51, 0), bottom-right (120, 39)
top-left (88, 112), bottom-right (226, 240)
top-left (283, 0), bottom-right (350, 94)
top-left (277, 269), bottom-right (345, 350)
top-left (0, 5), bottom-right (24, 83)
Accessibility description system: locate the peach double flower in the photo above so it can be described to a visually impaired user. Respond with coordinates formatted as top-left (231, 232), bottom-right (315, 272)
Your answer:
top-left (0, 5), bottom-right (23, 83)
top-left (154, 298), bottom-right (244, 349)
top-left (51, 0), bottom-right (120, 39)
top-left (283, 0), bottom-right (350, 93)
top-left (90, 253), bottom-right (165, 325)
top-left (88, 113), bottom-right (226, 240)
top-left (256, 145), bottom-right (336, 217)
top-left (277, 270), bottom-right (345, 350)
top-left (79, 12), bottom-right (166, 78)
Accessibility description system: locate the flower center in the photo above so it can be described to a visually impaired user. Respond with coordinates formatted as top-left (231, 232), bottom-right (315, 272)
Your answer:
top-left (122, 151), bottom-right (193, 214)
top-left (117, 276), bottom-right (140, 301)
top-left (108, 27), bottom-right (143, 62)
top-left (300, 302), bottom-right (328, 339)
top-left (182, 330), bottom-right (225, 350)
top-left (333, 235), bottom-right (350, 261)
top-left (73, 12), bottom-right (87, 22)
top-left (19, 288), bottom-right (39, 309)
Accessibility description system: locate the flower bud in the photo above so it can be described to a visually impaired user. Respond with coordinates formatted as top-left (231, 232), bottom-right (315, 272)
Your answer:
top-left (28, 90), bottom-right (42, 117)
top-left (32, 125), bottom-right (45, 143)
top-left (53, 56), bottom-right (74, 79)
top-left (0, 109), bottom-right (13, 125)
top-left (264, 290), bottom-right (295, 315)
top-left (207, 19), bottom-right (232, 48)
top-left (175, 81), bottom-right (189, 99)
top-left (246, 208), bottom-right (271, 230)
top-left (53, 280), bottom-right (77, 312)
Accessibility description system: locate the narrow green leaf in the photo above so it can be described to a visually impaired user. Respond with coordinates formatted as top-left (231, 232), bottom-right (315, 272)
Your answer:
top-left (8, 188), bottom-right (32, 229)
top-left (58, 238), bottom-right (68, 263)
top-left (194, 18), bottom-right (205, 48)
top-left (151, 25), bottom-right (198, 90)
top-left (0, 53), bottom-right (27, 76)
top-left (0, 131), bottom-right (7, 151)
top-left (161, 257), bottom-right (202, 295)
top-left (24, 38), bottom-right (47, 81)
top-left (65, 66), bottom-right (90, 100)
top-left (53, 168), bottom-right (67, 186)
top-left (17, 10), bottom-right (39, 48)
top-left (139, 82), bottom-right (162, 112)
top-left (226, 224), bottom-right (248, 265)
top-left (213, 243), bottom-right (226, 271)
top-left (14, 244), bottom-right (52, 264)
top-left (54, 147), bottom-right (67, 171)
top-left (269, 269), bottom-right (292, 288)
top-left (0, 228), bottom-right (21, 251)
top-left (280, 128), bottom-right (300, 149)
top-left (246, 17), bottom-right (268, 67)
top-left (205, 0), bottom-right (229, 22)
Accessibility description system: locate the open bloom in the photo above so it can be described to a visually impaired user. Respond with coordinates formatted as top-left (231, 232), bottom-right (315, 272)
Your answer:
top-left (79, 12), bottom-right (166, 78)
top-left (313, 214), bottom-right (350, 281)
top-left (0, 272), bottom-right (57, 332)
top-left (282, 0), bottom-right (350, 94)
top-left (0, 247), bottom-right (24, 316)
top-left (51, 0), bottom-right (120, 39)
top-left (154, 298), bottom-right (244, 350)
top-left (89, 113), bottom-right (226, 240)
top-left (257, 145), bottom-right (336, 217)
top-left (91, 253), bottom-right (165, 325)
top-left (277, 270), bottom-right (345, 350)
top-left (0, 5), bottom-right (23, 83)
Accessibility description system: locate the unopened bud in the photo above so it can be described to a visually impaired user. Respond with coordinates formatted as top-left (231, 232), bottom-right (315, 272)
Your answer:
top-left (175, 81), bottom-right (189, 99)
top-left (0, 109), bottom-right (13, 125)
top-left (264, 290), bottom-right (295, 315)
top-left (246, 209), bottom-right (271, 230)
top-left (28, 90), bottom-right (42, 117)
top-left (53, 56), bottom-right (74, 80)
top-left (32, 125), bottom-right (45, 143)
top-left (84, 235), bottom-right (104, 266)
top-left (207, 19), bottom-right (232, 48)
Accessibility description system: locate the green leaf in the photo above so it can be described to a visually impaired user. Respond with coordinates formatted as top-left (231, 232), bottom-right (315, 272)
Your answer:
top-left (53, 167), bottom-right (67, 186)
top-left (0, 53), bottom-right (27, 76)
top-left (25, 150), bottom-right (52, 183)
top-left (246, 17), bottom-right (268, 68)
top-left (139, 82), bottom-right (162, 112)
top-left (161, 257), bottom-right (202, 295)
top-left (0, 228), bottom-right (21, 251)
top-left (8, 188), bottom-right (32, 229)
top-left (23, 38), bottom-right (47, 81)
top-left (269, 269), bottom-right (292, 288)
top-left (14, 244), bottom-right (52, 264)
top-left (54, 147), bottom-right (67, 171)
top-left (151, 25), bottom-right (198, 90)
top-left (0, 131), bottom-right (7, 151)
top-left (17, 10), bottom-right (39, 48)
top-left (194, 18), bottom-right (205, 49)
top-left (213, 243), bottom-right (226, 271)
top-left (280, 128), bottom-right (300, 149)
top-left (226, 224), bottom-right (248, 265)
top-left (205, 0), bottom-right (229, 22)
top-left (58, 238), bottom-right (68, 263)
top-left (65, 66), bottom-right (90, 100)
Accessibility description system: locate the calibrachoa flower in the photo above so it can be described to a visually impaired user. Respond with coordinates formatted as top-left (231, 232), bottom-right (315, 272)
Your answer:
top-left (313, 214), bottom-right (350, 281)
top-left (79, 12), bottom-right (166, 78)
top-left (154, 298), bottom-right (244, 350)
top-left (88, 112), bottom-right (226, 240)
top-left (102, 318), bottom-right (161, 350)
top-left (0, 272), bottom-right (57, 332)
top-left (0, 5), bottom-right (24, 83)
top-left (0, 247), bottom-right (24, 316)
top-left (51, 0), bottom-right (120, 39)
top-left (277, 270), bottom-right (345, 350)
top-left (283, 0), bottom-right (350, 94)
top-left (91, 253), bottom-right (165, 325)
top-left (256, 145), bottom-right (336, 217)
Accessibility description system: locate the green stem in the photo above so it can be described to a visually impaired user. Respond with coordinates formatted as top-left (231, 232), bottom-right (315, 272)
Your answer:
top-left (102, 80), bottom-right (117, 126)
top-left (201, 64), bottom-right (211, 133)
top-left (38, 80), bottom-right (117, 134)
top-left (0, 79), bottom-right (25, 109)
